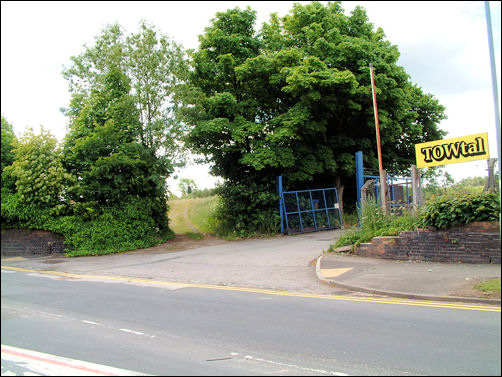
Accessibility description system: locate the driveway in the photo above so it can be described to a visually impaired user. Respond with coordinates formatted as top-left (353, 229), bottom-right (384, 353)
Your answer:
top-left (3, 230), bottom-right (348, 294)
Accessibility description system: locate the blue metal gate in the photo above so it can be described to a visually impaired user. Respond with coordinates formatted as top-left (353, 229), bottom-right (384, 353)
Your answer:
top-left (278, 177), bottom-right (343, 234)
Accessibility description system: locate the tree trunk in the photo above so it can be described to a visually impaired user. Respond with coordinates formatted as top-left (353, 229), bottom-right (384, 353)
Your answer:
top-left (335, 176), bottom-right (345, 215)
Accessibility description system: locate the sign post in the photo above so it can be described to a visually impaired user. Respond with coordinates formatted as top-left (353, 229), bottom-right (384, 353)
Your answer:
top-left (369, 63), bottom-right (388, 214)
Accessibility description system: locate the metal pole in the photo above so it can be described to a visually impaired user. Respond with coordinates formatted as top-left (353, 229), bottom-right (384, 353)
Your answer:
top-left (485, 2), bottom-right (501, 182)
top-left (369, 63), bottom-right (388, 214)
top-left (278, 176), bottom-right (284, 234)
top-left (355, 151), bottom-right (364, 208)
top-left (484, 1), bottom-right (501, 232)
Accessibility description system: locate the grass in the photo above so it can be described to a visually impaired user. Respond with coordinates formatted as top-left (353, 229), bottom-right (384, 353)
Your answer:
top-left (332, 199), bottom-right (420, 249)
top-left (167, 199), bottom-right (195, 234)
top-left (473, 278), bottom-right (501, 293)
top-left (341, 210), bottom-right (359, 228)
top-left (168, 196), bottom-right (219, 236)
top-left (187, 196), bottom-right (220, 234)
top-left (185, 232), bottom-right (205, 240)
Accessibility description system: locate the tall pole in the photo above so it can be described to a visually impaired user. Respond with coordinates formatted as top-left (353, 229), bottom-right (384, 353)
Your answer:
top-left (484, 1), bottom-right (501, 231)
top-left (369, 63), bottom-right (388, 214)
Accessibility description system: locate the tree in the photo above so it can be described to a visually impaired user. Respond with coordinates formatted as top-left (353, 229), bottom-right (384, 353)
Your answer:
top-left (1, 115), bottom-right (17, 191)
top-left (62, 68), bottom-right (169, 229)
top-left (181, 2), bottom-right (446, 234)
top-left (62, 21), bottom-right (188, 177)
top-left (4, 126), bottom-right (72, 212)
top-left (178, 178), bottom-right (198, 198)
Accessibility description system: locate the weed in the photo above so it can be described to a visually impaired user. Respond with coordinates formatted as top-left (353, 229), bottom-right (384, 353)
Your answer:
top-left (185, 232), bottom-right (204, 240)
top-left (473, 278), bottom-right (501, 293)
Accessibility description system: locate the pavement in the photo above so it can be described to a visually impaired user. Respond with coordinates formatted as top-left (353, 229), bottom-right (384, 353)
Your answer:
top-left (317, 252), bottom-right (501, 305)
top-left (1, 229), bottom-right (501, 305)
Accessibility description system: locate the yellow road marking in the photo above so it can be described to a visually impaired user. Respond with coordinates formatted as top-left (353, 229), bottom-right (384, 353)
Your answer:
top-left (1, 257), bottom-right (28, 262)
top-left (2, 265), bottom-right (500, 312)
top-left (321, 267), bottom-right (353, 278)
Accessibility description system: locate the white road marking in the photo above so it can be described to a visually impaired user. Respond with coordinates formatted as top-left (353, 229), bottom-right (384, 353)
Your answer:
top-left (244, 355), bottom-right (349, 376)
top-left (118, 329), bottom-right (145, 336)
top-left (81, 320), bottom-right (103, 326)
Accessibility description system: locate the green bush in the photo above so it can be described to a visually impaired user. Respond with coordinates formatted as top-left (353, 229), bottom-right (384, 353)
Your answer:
top-left (420, 191), bottom-right (500, 229)
top-left (332, 191), bottom-right (500, 250)
top-left (213, 177), bottom-right (280, 238)
top-left (1, 192), bottom-right (174, 256)
top-left (57, 197), bottom-right (174, 257)
top-left (334, 198), bottom-right (421, 248)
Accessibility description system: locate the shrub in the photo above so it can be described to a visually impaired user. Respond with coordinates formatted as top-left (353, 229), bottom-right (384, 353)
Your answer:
top-left (334, 198), bottom-right (420, 248)
top-left (57, 197), bottom-right (174, 256)
top-left (420, 191), bottom-right (500, 229)
top-left (213, 177), bottom-right (280, 238)
top-left (332, 191), bottom-right (500, 250)
top-left (1, 192), bottom-right (174, 256)
top-left (4, 127), bottom-right (73, 213)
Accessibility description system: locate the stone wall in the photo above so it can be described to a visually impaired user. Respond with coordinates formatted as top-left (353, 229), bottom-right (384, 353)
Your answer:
top-left (1, 229), bottom-right (66, 256)
top-left (353, 222), bottom-right (500, 264)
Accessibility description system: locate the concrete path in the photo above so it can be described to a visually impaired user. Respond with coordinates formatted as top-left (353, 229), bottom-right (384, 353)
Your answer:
top-left (1, 230), bottom-right (345, 294)
top-left (1, 229), bottom-right (500, 304)
top-left (317, 252), bottom-right (501, 304)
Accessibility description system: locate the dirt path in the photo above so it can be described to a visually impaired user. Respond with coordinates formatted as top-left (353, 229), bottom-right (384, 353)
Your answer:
top-left (183, 205), bottom-right (202, 234)
top-left (128, 233), bottom-right (230, 255)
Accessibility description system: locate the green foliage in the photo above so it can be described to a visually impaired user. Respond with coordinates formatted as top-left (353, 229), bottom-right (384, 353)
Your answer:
top-left (178, 178), bottom-right (198, 198)
top-left (334, 198), bottom-right (420, 248)
top-left (186, 187), bottom-right (219, 199)
top-left (4, 127), bottom-right (73, 214)
top-left (213, 176), bottom-right (281, 238)
top-left (333, 190), bottom-right (500, 249)
top-left (59, 197), bottom-right (174, 256)
top-left (62, 69), bottom-right (170, 230)
top-left (3, 22), bottom-right (191, 257)
top-left (1, 190), bottom-right (174, 256)
top-left (1, 191), bottom-right (50, 229)
top-left (341, 210), bottom-right (359, 228)
top-left (62, 21), bottom-right (188, 172)
top-left (1, 115), bottom-right (17, 191)
top-left (180, 2), bottom-right (446, 236)
top-left (420, 191), bottom-right (500, 229)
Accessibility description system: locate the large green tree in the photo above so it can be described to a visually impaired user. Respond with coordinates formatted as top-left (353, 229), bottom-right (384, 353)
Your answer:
top-left (1, 115), bottom-right (17, 191)
top-left (62, 68), bottom-right (169, 230)
top-left (62, 21), bottom-right (188, 173)
top-left (181, 2), bottom-right (446, 234)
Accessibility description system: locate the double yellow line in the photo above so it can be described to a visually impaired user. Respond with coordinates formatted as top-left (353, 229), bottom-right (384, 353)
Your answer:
top-left (2, 265), bottom-right (500, 312)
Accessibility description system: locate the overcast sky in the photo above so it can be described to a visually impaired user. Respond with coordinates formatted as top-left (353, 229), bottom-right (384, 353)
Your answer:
top-left (1, 1), bottom-right (501, 194)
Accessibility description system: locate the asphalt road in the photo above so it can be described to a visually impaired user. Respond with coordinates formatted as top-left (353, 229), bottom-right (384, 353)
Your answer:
top-left (2, 268), bottom-right (500, 376)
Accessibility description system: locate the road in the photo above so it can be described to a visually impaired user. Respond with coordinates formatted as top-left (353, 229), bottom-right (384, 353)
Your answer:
top-left (2, 267), bottom-right (500, 376)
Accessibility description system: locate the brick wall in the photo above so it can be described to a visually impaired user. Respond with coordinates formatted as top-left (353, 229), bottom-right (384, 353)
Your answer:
top-left (353, 221), bottom-right (500, 264)
top-left (1, 229), bottom-right (66, 256)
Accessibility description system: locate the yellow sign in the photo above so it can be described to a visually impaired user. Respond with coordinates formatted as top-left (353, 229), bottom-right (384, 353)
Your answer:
top-left (415, 132), bottom-right (489, 168)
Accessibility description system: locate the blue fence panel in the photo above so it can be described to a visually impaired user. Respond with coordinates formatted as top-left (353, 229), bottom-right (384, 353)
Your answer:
top-left (279, 187), bottom-right (342, 235)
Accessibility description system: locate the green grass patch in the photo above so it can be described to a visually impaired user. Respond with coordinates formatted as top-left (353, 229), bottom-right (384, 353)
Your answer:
top-left (473, 278), bottom-right (501, 293)
top-left (185, 232), bottom-right (205, 240)
top-left (168, 196), bottom-right (220, 235)
top-left (168, 198), bottom-right (197, 234)
top-left (187, 196), bottom-right (220, 234)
